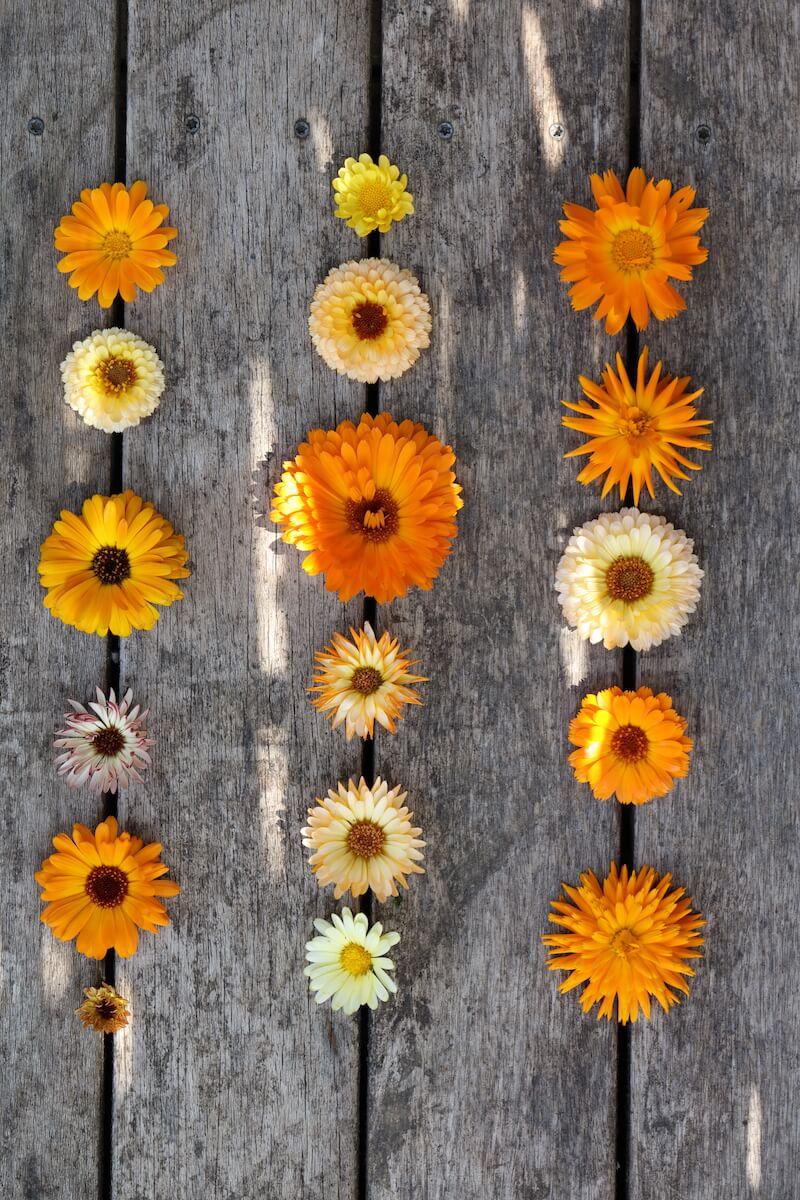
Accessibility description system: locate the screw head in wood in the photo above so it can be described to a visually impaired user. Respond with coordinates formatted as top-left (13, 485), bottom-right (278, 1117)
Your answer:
top-left (294, 118), bottom-right (310, 139)
top-left (437, 120), bottom-right (454, 141)
top-left (28, 116), bottom-right (44, 136)
top-left (549, 122), bottom-right (565, 140)
top-left (185, 114), bottom-right (200, 134)
top-left (696, 124), bottom-right (712, 144)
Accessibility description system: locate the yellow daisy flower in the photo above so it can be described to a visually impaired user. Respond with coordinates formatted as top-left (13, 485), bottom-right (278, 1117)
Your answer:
top-left (76, 984), bottom-right (130, 1033)
top-left (543, 862), bottom-right (704, 1022)
top-left (305, 907), bottom-right (400, 1014)
top-left (332, 153), bottom-right (414, 237)
top-left (563, 347), bottom-right (712, 503)
top-left (302, 776), bottom-right (425, 902)
top-left (309, 259), bottom-right (431, 383)
top-left (61, 327), bottom-right (165, 433)
top-left (309, 622), bottom-right (426, 740)
top-left (38, 490), bottom-right (190, 637)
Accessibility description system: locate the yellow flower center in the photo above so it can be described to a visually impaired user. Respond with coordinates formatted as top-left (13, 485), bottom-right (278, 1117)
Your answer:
top-left (346, 820), bottom-right (386, 859)
top-left (340, 942), bottom-right (373, 977)
top-left (619, 406), bottom-right (651, 438)
top-left (92, 545), bottom-right (132, 585)
top-left (85, 865), bottom-right (129, 909)
top-left (610, 723), bottom-right (649, 763)
top-left (605, 555), bottom-right (654, 602)
top-left (351, 667), bottom-right (383, 695)
top-left (611, 227), bottom-right (655, 273)
top-left (346, 488), bottom-right (399, 543)
top-left (102, 230), bottom-right (133, 261)
top-left (97, 356), bottom-right (138, 394)
top-left (91, 726), bottom-right (126, 757)
top-left (351, 300), bottom-right (389, 341)
top-left (610, 927), bottom-right (640, 958)
top-left (357, 178), bottom-right (392, 217)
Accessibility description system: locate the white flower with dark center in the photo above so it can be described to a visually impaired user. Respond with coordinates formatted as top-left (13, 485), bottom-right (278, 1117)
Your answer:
top-left (54, 687), bottom-right (153, 793)
top-left (304, 907), bottom-right (400, 1014)
top-left (61, 327), bottom-right (165, 432)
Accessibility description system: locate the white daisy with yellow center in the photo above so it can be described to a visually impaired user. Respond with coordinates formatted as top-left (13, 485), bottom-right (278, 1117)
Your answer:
top-left (305, 907), bottom-right (400, 1014)
top-left (302, 776), bottom-right (425, 902)
top-left (61, 327), bottom-right (165, 433)
top-left (555, 507), bottom-right (703, 650)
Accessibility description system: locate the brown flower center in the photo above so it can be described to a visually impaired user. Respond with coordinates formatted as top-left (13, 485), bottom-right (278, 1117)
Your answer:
top-left (351, 301), bottom-right (389, 341)
top-left (98, 356), bottom-right (137, 393)
top-left (92, 546), bottom-right (131, 585)
top-left (340, 942), bottom-right (373, 977)
top-left (95, 999), bottom-right (119, 1021)
top-left (611, 228), bottom-right (655, 273)
top-left (351, 667), bottom-right (383, 695)
top-left (605, 555), bottom-right (654, 602)
top-left (610, 928), bottom-right (640, 959)
top-left (103, 230), bottom-right (133, 261)
top-left (346, 488), bottom-right (399, 543)
top-left (346, 820), bottom-right (386, 859)
top-left (91, 726), bottom-right (126, 757)
top-left (85, 865), bottom-right (129, 909)
top-left (357, 179), bottom-right (393, 217)
top-left (610, 723), bottom-right (649, 763)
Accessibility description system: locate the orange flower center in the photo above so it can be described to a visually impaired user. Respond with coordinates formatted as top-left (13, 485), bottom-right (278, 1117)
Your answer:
top-left (619, 407), bottom-right (651, 438)
top-left (611, 228), bottom-right (655, 273)
top-left (351, 667), bottom-right (383, 695)
top-left (98, 356), bottom-right (137, 393)
top-left (351, 301), bottom-right (389, 340)
top-left (605, 555), bottom-right (654, 602)
top-left (92, 546), bottom-right (131, 585)
top-left (346, 489), bottom-right (399, 542)
top-left (357, 179), bottom-right (392, 217)
top-left (91, 726), bottom-right (126, 757)
top-left (609, 928), bottom-right (640, 958)
top-left (340, 942), bottom-right (373, 977)
top-left (346, 820), bottom-right (386, 859)
top-left (85, 865), bottom-right (129, 909)
top-left (102, 230), bottom-right (133, 261)
top-left (610, 723), bottom-right (649, 762)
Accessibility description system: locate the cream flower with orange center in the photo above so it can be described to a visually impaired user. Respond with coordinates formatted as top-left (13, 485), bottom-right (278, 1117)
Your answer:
top-left (61, 328), bottom-right (165, 433)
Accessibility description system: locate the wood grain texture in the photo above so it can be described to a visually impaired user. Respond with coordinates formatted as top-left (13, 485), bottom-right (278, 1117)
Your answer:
top-left (113, 3), bottom-right (371, 1197)
top-left (0, 5), bottom-right (116, 1197)
top-left (629, 3), bottom-right (800, 1197)
top-left (368, 3), bottom-right (631, 1197)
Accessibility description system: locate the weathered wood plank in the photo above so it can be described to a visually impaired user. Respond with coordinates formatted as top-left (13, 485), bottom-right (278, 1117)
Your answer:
top-left (0, 4), bottom-right (116, 1195)
top-left (631, 3), bottom-right (800, 1196)
top-left (114, 3), bottom-right (372, 1197)
top-left (369, 3), bottom-right (631, 1196)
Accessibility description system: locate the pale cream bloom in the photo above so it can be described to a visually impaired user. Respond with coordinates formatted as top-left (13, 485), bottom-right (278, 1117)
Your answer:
top-left (304, 907), bottom-right (400, 1014)
top-left (54, 687), bottom-right (153, 793)
top-left (61, 327), bottom-right (165, 432)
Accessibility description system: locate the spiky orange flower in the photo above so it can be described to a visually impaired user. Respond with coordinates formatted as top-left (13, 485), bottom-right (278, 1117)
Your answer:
top-left (543, 863), bottom-right (704, 1022)
top-left (54, 181), bottom-right (177, 307)
top-left (563, 347), bottom-right (711, 502)
top-left (568, 686), bottom-right (692, 806)
top-left (554, 168), bottom-right (709, 334)
top-left (270, 412), bottom-right (463, 603)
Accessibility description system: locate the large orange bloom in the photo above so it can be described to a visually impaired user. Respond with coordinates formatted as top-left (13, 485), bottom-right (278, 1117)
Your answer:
top-left (270, 412), bottom-right (463, 602)
top-left (54, 181), bottom-right (177, 307)
top-left (36, 816), bottom-right (180, 959)
top-left (554, 168), bottom-right (709, 334)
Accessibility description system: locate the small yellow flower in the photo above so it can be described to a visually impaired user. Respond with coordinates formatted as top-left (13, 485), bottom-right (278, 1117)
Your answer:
top-left (76, 984), bottom-right (130, 1033)
top-left (332, 153), bottom-right (414, 237)
top-left (61, 328), bottom-right (165, 433)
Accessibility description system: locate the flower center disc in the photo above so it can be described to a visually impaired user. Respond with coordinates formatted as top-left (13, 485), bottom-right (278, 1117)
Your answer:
top-left (103, 230), bottom-right (133, 261)
top-left (96, 999), bottom-right (118, 1021)
top-left (351, 301), bottom-right (389, 341)
top-left (99, 356), bottom-right (137, 393)
top-left (92, 545), bottom-right (131, 585)
top-left (340, 942), bottom-right (373, 977)
top-left (621, 407), bottom-right (650, 437)
top-left (346, 820), bottom-right (386, 859)
top-left (346, 488), bottom-right (399, 543)
top-left (611, 228), bottom-right (655, 273)
top-left (610, 723), bottom-right (649, 763)
top-left (85, 865), bottom-right (129, 909)
top-left (351, 667), bottom-right (383, 695)
top-left (606, 555), bottom-right (654, 602)
top-left (91, 725), bottom-right (126, 757)
top-left (357, 180), bottom-right (392, 217)
top-left (610, 928), bottom-right (640, 959)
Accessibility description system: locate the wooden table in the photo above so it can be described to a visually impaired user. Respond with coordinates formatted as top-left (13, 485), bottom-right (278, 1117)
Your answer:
top-left (2, 2), bottom-right (797, 1196)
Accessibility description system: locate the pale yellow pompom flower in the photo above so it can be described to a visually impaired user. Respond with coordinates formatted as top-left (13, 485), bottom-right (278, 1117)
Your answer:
top-left (61, 327), bottom-right (165, 433)
top-left (332, 153), bottom-right (414, 237)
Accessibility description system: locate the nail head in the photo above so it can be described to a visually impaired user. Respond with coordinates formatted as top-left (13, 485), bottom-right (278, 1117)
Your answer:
top-left (437, 120), bottom-right (454, 141)
top-left (549, 122), bottom-right (565, 140)
top-left (185, 114), bottom-right (200, 134)
top-left (696, 124), bottom-right (712, 144)
top-left (28, 116), bottom-right (44, 136)
top-left (294, 118), bottom-right (310, 139)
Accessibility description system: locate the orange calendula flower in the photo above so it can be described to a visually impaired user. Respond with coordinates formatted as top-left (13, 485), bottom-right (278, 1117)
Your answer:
top-left (76, 983), bottom-right (130, 1033)
top-left (563, 347), bottom-right (712, 503)
top-left (554, 168), bottom-right (709, 334)
top-left (54, 181), bottom-right (177, 307)
top-left (36, 816), bottom-right (180, 960)
top-left (543, 863), bottom-right (704, 1023)
top-left (270, 412), bottom-right (462, 603)
top-left (38, 490), bottom-right (190, 637)
top-left (568, 686), bottom-right (692, 806)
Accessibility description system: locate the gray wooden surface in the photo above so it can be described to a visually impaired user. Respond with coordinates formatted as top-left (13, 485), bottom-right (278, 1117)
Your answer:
top-left (1, 1), bottom-right (798, 1198)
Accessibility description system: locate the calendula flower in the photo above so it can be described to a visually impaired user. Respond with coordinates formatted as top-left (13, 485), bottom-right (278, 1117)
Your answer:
top-left (36, 816), bottom-right (180, 960)
top-left (302, 777), bottom-right (425, 902)
top-left (309, 258), bottom-right (431, 383)
top-left (270, 412), bottom-right (462, 603)
top-left (38, 490), bottom-right (190, 637)
top-left (310, 622), bottom-right (426, 740)
top-left (555, 508), bottom-right (702, 651)
top-left (332, 153), bottom-right (414, 237)
top-left (568, 687), bottom-right (692, 806)
top-left (54, 687), bottom-right (152, 794)
top-left (54, 181), bottom-right (177, 307)
top-left (76, 983), bottom-right (130, 1033)
top-left (554, 168), bottom-right (709, 334)
top-left (304, 907), bottom-right (400, 1014)
top-left (543, 863), bottom-right (704, 1022)
top-left (61, 328), bottom-right (166, 433)
top-left (563, 347), bottom-right (711, 502)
